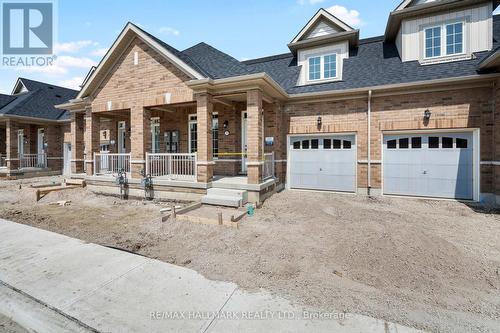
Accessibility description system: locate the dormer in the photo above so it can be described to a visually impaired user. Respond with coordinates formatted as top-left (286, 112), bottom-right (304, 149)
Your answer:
top-left (386, 0), bottom-right (499, 64)
top-left (289, 8), bottom-right (359, 86)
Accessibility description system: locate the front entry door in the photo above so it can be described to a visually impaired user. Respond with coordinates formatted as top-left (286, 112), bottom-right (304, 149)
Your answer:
top-left (37, 128), bottom-right (45, 166)
top-left (63, 143), bottom-right (72, 175)
top-left (117, 121), bottom-right (126, 153)
top-left (241, 111), bottom-right (248, 173)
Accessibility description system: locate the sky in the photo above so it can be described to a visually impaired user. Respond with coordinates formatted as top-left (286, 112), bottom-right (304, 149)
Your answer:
top-left (0, 0), bottom-right (497, 94)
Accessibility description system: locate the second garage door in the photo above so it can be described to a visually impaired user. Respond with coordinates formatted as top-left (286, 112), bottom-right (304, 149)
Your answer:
top-left (289, 135), bottom-right (356, 192)
top-left (383, 132), bottom-right (474, 199)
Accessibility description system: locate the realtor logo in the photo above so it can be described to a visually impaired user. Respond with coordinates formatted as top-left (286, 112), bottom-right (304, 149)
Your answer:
top-left (2, 2), bottom-right (53, 54)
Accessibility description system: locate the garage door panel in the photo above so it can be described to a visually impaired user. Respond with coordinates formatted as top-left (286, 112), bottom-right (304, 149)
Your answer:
top-left (290, 135), bottom-right (356, 192)
top-left (383, 132), bottom-right (473, 200)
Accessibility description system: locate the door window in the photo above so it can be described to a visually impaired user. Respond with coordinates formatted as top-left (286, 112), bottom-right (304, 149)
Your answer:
top-left (429, 136), bottom-right (439, 148)
top-left (456, 138), bottom-right (468, 148)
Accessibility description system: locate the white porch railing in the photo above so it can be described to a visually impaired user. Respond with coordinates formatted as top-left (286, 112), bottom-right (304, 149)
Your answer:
top-left (20, 153), bottom-right (47, 169)
top-left (94, 153), bottom-right (131, 175)
top-left (146, 153), bottom-right (197, 181)
top-left (0, 154), bottom-right (5, 168)
top-left (263, 152), bottom-right (275, 180)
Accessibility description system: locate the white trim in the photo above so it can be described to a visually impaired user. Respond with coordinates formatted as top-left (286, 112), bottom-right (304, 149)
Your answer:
top-left (11, 78), bottom-right (29, 95)
top-left (290, 8), bottom-right (354, 44)
top-left (286, 132), bottom-right (358, 191)
top-left (77, 22), bottom-right (205, 99)
top-left (188, 113), bottom-right (197, 154)
top-left (480, 161), bottom-right (500, 166)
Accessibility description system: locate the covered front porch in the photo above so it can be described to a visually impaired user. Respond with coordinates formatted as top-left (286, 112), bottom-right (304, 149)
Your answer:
top-left (68, 88), bottom-right (281, 202)
top-left (0, 118), bottom-right (64, 178)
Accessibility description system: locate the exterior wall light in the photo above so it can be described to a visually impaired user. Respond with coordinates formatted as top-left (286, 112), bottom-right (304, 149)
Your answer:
top-left (424, 109), bottom-right (431, 120)
top-left (317, 116), bottom-right (322, 127)
top-left (223, 120), bottom-right (229, 129)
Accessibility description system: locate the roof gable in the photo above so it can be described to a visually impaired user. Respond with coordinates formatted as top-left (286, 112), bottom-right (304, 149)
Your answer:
top-left (290, 8), bottom-right (354, 44)
top-left (77, 22), bottom-right (206, 99)
top-left (395, 0), bottom-right (441, 11)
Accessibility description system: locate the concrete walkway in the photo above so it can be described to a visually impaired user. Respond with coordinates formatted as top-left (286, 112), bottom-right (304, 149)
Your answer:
top-left (0, 219), bottom-right (426, 333)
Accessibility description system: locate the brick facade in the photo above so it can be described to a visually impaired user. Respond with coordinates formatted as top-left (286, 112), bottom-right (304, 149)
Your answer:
top-left (67, 30), bottom-right (499, 203)
top-left (283, 84), bottom-right (498, 198)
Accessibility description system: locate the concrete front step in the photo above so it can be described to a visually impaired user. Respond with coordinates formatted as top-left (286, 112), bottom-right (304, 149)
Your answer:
top-left (201, 194), bottom-right (241, 207)
top-left (202, 188), bottom-right (248, 208)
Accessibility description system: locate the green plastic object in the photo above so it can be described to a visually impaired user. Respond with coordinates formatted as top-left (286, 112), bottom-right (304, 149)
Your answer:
top-left (247, 204), bottom-right (254, 216)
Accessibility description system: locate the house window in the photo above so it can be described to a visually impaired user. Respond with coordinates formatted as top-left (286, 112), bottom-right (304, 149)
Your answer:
top-left (424, 22), bottom-right (464, 59)
top-left (188, 114), bottom-right (218, 157)
top-left (323, 54), bottom-right (337, 79)
top-left (308, 54), bottom-right (338, 82)
top-left (308, 57), bottom-right (321, 81)
top-left (425, 26), bottom-right (441, 58)
top-left (446, 22), bottom-right (463, 55)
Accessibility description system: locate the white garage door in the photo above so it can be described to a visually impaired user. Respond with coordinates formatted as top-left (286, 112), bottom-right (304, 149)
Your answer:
top-left (289, 135), bottom-right (356, 192)
top-left (383, 132), bottom-right (474, 199)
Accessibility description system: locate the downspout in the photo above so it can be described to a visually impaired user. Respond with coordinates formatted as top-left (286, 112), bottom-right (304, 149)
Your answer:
top-left (367, 90), bottom-right (372, 196)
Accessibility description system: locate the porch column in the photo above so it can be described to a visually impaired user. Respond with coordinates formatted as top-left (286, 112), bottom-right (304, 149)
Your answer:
top-left (195, 93), bottom-right (214, 183)
top-left (246, 89), bottom-right (263, 184)
top-left (71, 112), bottom-right (85, 173)
top-left (46, 125), bottom-right (62, 170)
top-left (130, 105), bottom-right (150, 178)
top-left (6, 119), bottom-right (19, 170)
top-left (84, 108), bottom-right (100, 176)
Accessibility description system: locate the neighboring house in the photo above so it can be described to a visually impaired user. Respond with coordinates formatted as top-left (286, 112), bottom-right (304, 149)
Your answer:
top-left (58, 0), bottom-right (500, 205)
top-left (0, 78), bottom-right (77, 178)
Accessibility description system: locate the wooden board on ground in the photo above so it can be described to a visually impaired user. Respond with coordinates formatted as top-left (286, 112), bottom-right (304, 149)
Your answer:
top-left (176, 205), bottom-right (246, 228)
top-left (64, 179), bottom-right (86, 187)
top-left (36, 185), bottom-right (80, 202)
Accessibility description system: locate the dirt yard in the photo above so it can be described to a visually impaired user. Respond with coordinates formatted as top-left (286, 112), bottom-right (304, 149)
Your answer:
top-left (0, 176), bottom-right (499, 333)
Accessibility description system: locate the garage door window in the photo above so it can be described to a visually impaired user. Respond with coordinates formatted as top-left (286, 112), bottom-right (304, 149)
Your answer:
top-left (399, 138), bottom-right (409, 149)
top-left (302, 140), bottom-right (310, 149)
top-left (311, 139), bottom-right (319, 149)
top-left (293, 141), bottom-right (300, 149)
top-left (411, 137), bottom-right (422, 149)
top-left (429, 136), bottom-right (439, 148)
top-left (333, 139), bottom-right (341, 149)
top-left (323, 139), bottom-right (331, 149)
top-left (387, 139), bottom-right (397, 149)
top-left (456, 138), bottom-right (468, 148)
top-left (343, 140), bottom-right (352, 149)
top-left (442, 137), bottom-right (453, 148)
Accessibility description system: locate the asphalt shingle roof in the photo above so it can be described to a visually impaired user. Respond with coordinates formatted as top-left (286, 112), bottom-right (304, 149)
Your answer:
top-left (0, 78), bottom-right (78, 121)
top-left (170, 14), bottom-right (500, 95)
top-left (182, 42), bottom-right (251, 79)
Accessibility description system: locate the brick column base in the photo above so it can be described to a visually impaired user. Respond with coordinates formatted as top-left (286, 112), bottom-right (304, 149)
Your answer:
top-left (131, 161), bottom-right (145, 179)
top-left (247, 164), bottom-right (262, 184)
top-left (197, 163), bottom-right (214, 183)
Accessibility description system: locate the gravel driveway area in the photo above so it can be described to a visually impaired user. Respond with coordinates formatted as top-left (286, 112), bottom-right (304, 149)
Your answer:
top-left (0, 177), bottom-right (499, 333)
